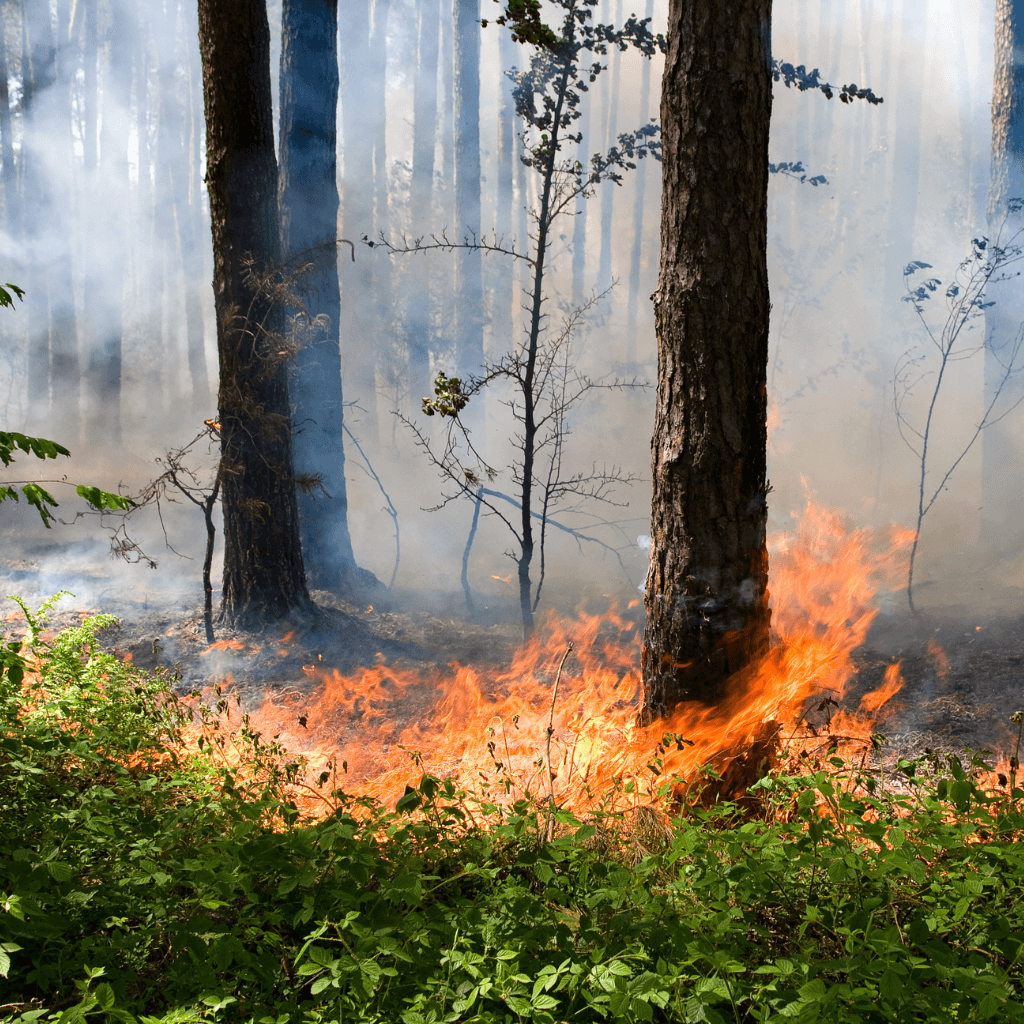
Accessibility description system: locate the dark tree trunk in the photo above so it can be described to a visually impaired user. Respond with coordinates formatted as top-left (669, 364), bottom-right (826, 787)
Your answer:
top-left (279, 0), bottom-right (357, 590)
top-left (197, 0), bottom-right (312, 628)
top-left (453, 0), bottom-right (483, 379)
top-left (642, 0), bottom-right (773, 719)
top-left (982, 0), bottom-right (1024, 554)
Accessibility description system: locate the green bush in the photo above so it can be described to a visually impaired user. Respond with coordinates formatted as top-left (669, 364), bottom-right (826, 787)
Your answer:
top-left (1, 597), bottom-right (1022, 1023)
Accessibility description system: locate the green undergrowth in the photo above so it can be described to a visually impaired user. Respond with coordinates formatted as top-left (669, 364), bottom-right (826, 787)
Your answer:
top-left (1, 597), bottom-right (1023, 1023)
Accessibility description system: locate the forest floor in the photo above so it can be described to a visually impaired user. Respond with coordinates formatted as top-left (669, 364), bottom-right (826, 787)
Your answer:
top-left (3, 542), bottom-right (1024, 771)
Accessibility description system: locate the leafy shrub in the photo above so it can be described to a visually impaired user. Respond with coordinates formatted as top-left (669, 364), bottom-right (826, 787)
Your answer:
top-left (1, 598), bottom-right (1023, 1023)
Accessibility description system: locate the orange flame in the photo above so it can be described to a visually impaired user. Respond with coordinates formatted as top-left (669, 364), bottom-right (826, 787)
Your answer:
top-left (191, 496), bottom-right (917, 817)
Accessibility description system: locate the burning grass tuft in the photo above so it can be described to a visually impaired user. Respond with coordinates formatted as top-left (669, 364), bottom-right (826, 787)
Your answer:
top-left (1, 599), bottom-right (1023, 1023)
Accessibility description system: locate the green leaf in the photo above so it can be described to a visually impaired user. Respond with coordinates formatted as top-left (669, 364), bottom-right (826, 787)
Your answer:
top-left (75, 484), bottom-right (135, 512)
top-left (46, 861), bottom-right (75, 882)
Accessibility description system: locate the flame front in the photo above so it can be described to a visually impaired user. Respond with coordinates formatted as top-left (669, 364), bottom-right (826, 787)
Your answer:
top-left (202, 497), bottom-right (916, 816)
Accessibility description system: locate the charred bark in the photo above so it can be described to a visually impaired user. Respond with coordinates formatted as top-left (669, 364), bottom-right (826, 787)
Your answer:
top-left (642, 0), bottom-right (773, 720)
top-left (197, 0), bottom-right (312, 628)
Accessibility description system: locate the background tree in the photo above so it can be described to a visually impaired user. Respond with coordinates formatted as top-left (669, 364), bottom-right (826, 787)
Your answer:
top-left (197, 0), bottom-right (311, 627)
top-left (453, 0), bottom-right (484, 381)
top-left (278, 0), bottom-right (359, 593)
top-left (641, 0), bottom-right (774, 720)
top-left (982, 0), bottom-right (1024, 556)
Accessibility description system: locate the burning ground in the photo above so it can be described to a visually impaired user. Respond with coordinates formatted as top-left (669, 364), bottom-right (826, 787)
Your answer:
top-left (3, 498), bottom-right (1022, 816)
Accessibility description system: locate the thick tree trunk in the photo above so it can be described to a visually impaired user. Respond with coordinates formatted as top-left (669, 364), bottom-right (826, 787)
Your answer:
top-left (197, 0), bottom-right (311, 628)
top-left (453, 0), bottom-right (484, 380)
top-left (279, 0), bottom-right (357, 591)
top-left (642, 0), bottom-right (773, 719)
top-left (982, 0), bottom-right (1024, 555)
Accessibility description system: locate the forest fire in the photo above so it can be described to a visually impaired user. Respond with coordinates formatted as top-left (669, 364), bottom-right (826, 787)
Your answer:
top-left (182, 498), bottom-right (922, 818)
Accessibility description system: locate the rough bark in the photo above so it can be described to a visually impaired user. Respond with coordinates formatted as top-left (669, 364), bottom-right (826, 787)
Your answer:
top-left (642, 0), bottom-right (773, 719)
top-left (982, 0), bottom-right (1024, 554)
top-left (197, 0), bottom-right (311, 627)
top-left (278, 0), bottom-right (358, 590)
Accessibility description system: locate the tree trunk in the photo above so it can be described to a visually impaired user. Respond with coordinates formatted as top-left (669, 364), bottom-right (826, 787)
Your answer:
top-left (596, 0), bottom-right (622, 297)
top-left (339, 0), bottom-right (378, 443)
top-left (45, 1), bottom-right (81, 444)
top-left (279, 0), bottom-right (358, 591)
top-left (453, 0), bottom-right (484, 380)
top-left (982, 0), bottom-right (1024, 555)
top-left (197, 0), bottom-right (311, 628)
top-left (174, 0), bottom-right (210, 408)
top-left (409, 0), bottom-right (441, 400)
top-left (642, 0), bottom-right (773, 719)
top-left (492, 21), bottom-right (517, 359)
top-left (625, 0), bottom-right (655, 350)
top-left (84, 0), bottom-right (132, 444)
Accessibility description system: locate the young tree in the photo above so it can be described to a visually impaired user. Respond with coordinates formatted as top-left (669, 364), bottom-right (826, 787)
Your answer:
top-left (197, 0), bottom-right (311, 627)
top-left (384, 0), bottom-right (662, 636)
top-left (278, 0), bottom-right (359, 593)
top-left (896, 232), bottom-right (1024, 615)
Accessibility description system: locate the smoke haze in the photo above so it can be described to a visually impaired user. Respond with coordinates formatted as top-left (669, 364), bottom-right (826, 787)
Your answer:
top-left (0, 0), bottom-right (1019, 619)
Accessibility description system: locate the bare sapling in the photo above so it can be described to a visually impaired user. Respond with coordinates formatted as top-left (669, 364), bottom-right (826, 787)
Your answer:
top-left (894, 218), bottom-right (1024, 615)
top-left (378, 0), bottom-right (662, 637)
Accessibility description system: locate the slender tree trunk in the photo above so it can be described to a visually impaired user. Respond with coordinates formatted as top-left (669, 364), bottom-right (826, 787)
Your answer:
top-left (596, 0), bottom-right (622, 297)
top-left (492, 22), bottom-right (517, 359)
top-left (642, 0), bottom-right (773, 719)
top-left (453, 0), bottom-right (484, 380)
top-left (570, 47), bottom-right (591, 309)
top-left (982, 0), bottom-right (1024, 555)
top-left (85, 0), bottom-right (133, 444)
top-left (46, 0), bottom-right (81, 444)
top-left (279, 0), bottom-right (358, 591)
top-left (0, 6), bottom-right (13, 225)
top-left (197, 0), bottom-right (312, 627)
top-left (409, 0), bottom-right (441, 400)
top-left (21, 2), bottom-right (50, 424)
top-left (625, 0), bottom-right (655, 352)
top-left (370, 0), bottom-right (391, 429)
top-left (339, 0), bottom-right (378, 442)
